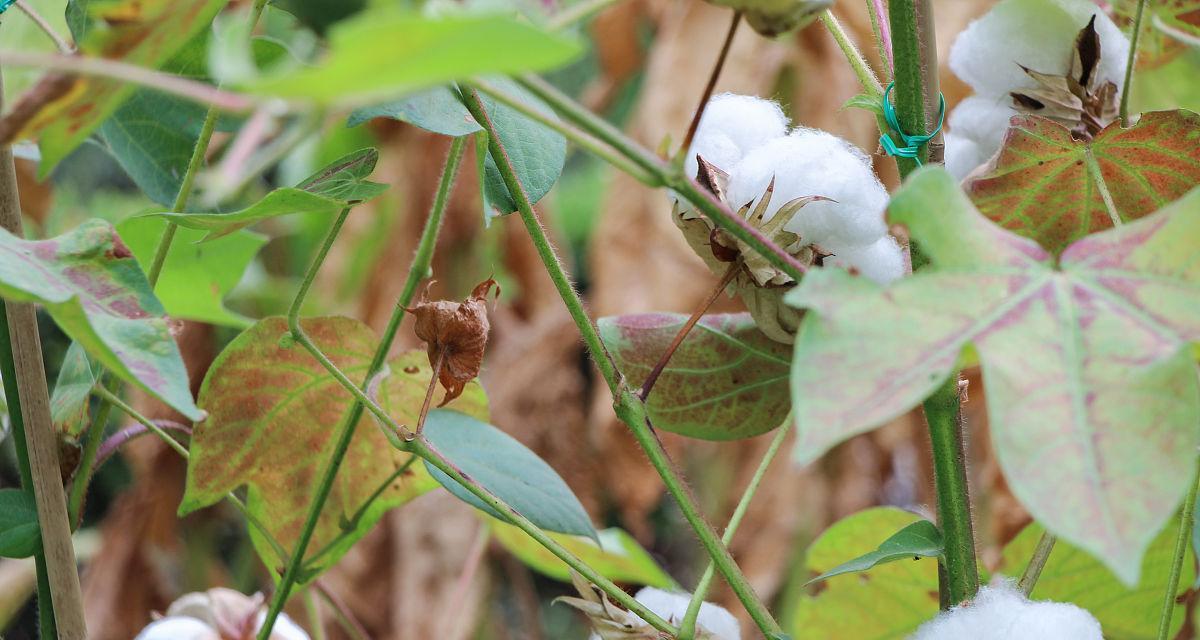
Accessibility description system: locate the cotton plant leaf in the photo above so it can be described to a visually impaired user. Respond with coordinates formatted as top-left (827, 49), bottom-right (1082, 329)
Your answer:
top-left (48, 342), bottom-right (102, 438)
top-left (489, 521), bottom-right (676, 588)
top-left (598, 313), bottom-right (790, 440)
top-left (9, 0), bottom-right (230, 176)
top-left (0, 220), bottom-right (201, 420)
top-left (0, 490), bottom-right (40, 559)
top-left (789, 508), bottom-right (939, 639)
top-left (966, 110), bottom-right (1200, 254)
top-left (787, 167), bottom-right (1200, 585)
top-left (803, 519), bottom-right (943, 586)
top-left (997, 521), bottom-right (1194, 639)
top-left (145, 148), bottom-right (386, 241)
top-left (180, 317), bottom-right (489, 580)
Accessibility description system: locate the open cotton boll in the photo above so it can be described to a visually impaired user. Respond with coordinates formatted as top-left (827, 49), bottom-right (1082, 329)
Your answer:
top-left (726, 130), bottom-right (888, 250)
top-left (944, 96), bottom-right (1017, 179)
top-left (909, 583), bottom-right (1102, 640)
top-left (134, 617), bottom-right (218, 640)
top-left (683, 93), bottom-right (789, 180)
top-left (587, 587), bottom-right (740, 640)
top-left (826, 236), bottom-right (905, 285)
top-left (948, 0), bottom-right (1129, 97)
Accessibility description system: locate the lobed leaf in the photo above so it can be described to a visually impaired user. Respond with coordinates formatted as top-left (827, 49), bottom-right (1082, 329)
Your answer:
top-left (803, 519), bottom-right (942, 586)
top-left (787, 167), bottom-right (1200, 584)
top-left (0, 220), bottom-right (200, 419)
top-left (966, 110), bottom-right (1200, 253)
top-left (422, 409), bottom-right (595, 539)
top-left (489, 521), bottom-right (675, 588)
top-left (0, 490), bottom-right (40, 559)
top-left (49, 342), bottom-right (101, 438)
top-left (145, 148), bottom-right (386, 241)
top-left (181, 317), bottom-right (488, 580)
top-left (599, 313), bottom-right (790, 440)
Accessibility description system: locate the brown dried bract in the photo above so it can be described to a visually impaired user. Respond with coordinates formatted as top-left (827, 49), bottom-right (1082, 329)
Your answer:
top-left (408, 278), bottom-right (499, 406)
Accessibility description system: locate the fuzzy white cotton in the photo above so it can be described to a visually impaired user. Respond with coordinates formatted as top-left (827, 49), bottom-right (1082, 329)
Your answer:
top-left (589, 587), bottom-right (740, 640)
top-left (683, 93), bottom-right (789, 180)
top-left (948, 0), bottom-right (1129, 97)
top-left (726, 129), bottom-right (888, 250)
top-left (134, 617), bottom-right (217, 640)
top-left (134, 588), bottom-right (310, 640)
top-left (908, 583), bottom-right (1102, 640)
top-left (826, 235), bottom-right (905, 285)
top-left (944, 95), bottom-right (1019, 179)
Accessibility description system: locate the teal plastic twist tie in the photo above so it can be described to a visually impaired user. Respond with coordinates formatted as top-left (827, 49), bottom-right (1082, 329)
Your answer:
top-left (879, 81), bottom-right (946, 166)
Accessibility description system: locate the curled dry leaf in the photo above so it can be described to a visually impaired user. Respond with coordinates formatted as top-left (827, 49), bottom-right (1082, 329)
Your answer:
top-left (408, 278), bottom-right (500, 405)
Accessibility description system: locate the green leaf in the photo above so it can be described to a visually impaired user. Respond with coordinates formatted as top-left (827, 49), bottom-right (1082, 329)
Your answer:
top-left (116, 216), bottom-right (265, 327)
top-left (599, 313), bottom-right (790, 440)
top-left (490, 521), bottom-right (675, 588)
top-left (0, 220), bottom-right (200, 420)
top-left (966, 110), bottom-right (1200, 254)
top-left (0, 490), bottom-right (40, 559)
top-left (786, 167), bottom-right (1200, 585)
top-left (997, 521), bottom-right (1194, 639)
top-left (23, 0), bottom-right (230, 175)
top-left (789, 508), bottom-right (938, 639)
top-left (145, 148), bottom-right (386, 241)
top-left (271, 0), bottom-right (367, 34)
top-left (349, 80), bottom-right (566, 216)
top-left (1153, 1), bottom-right (1200, 44)
top-left (803, 519), bottom-right (942, 586)
top-left (249, 10), bottom-right (580, 105)
top-left (49, 342), bottom-right (102, 438)
top-left (422, 409), bottom-right (595, 539)
top-left (181, 317), bottom-right (489, 580)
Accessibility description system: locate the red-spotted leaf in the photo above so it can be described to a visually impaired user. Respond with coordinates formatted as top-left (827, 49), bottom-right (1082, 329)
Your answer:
top-left (598, 313), bottom-right (790, 440)
top-left (10, 0), bottom-right (229, 175)
top-left (181, 316), bottom-right (488, 579)
top-left (966, 110), bottom-right (1200, 253)
top-left (1154, 1), bottom-right (1200, 44)
top-left (0, 220), bottom-right (200, 420)
top-left (786, 167), bottom-right (1200, 585)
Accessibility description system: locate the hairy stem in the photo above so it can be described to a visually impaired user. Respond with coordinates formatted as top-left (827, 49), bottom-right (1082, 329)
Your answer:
top-left (677, 420), bottom-right (789, 640)
top-left (66, 377), bottom-right (117, 528)
top-left (14, 1), bottom-right (72, 53)
top-left (1120, 0), bottom-right (1148, 126)
top-left (866, 0), bottom-right (893, 75)
top-left (924, 377), bottom-right (979, 607)
top-left (680, 11), bottom-right (741, 156)
top-left (1017, 532), bottom-right (1056, 596)
top-left (820, 10), bottom-right (884, 96)
top-left (411, 435), bottom-right (678, 635)
top-left (460, 85), bottom-right (782, 635)
top-left (1157, 458), bottom-right (1200, 640)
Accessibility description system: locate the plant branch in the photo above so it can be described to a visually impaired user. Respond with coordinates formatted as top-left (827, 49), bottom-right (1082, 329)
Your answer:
top-left (459, 85), bottom-right (782, 635)
top-left (1120, 0), bottom-right (1148, 126)
top-left (314, 580), bottom-right (369, 640)
top-left (680, 11), bottom-right (741, 155)
top-left (1157, 457), bottom-right (1200, 640)
top-left (820, 10), bottom-right (884, 96)
top-left (924, 376), bottom-right (979, 607)
top-left (66, 377), bottom-right (117, 528)
top-left (677, 419), bottom-right (789, 640)
top-left (14, 1), bottom-right (73, 53)
top-left (866, 0), bottom-right (893, 76)
top-left (1017, 532), bottom-right (1055, 597)
top-left (93, 419), bottom-right (193, 471)
top-left (411, 435), bottom-right (678, 635)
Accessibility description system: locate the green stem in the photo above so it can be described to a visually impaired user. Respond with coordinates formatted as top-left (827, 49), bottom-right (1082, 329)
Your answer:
top-left (459, 85), bottom-right (782, 636)
top-left (1157, 457), bottom-right (1200, 640)
top-left (259, 138), bottom-right (467, 639)
top-left (0, 300), bottom-right (56, 639)
top-left (924, 376), bottom-right (979, 607)
top-left (820, 10), bottom-right (884, 96)
top-left (301, 456), bottom-right (418, 569)
top-left (66, 377), bottom-right (118, 528)
top-left (147, 106), bottom-right (220, 285)
top-left (888, 0), bottom-right (936, 176)
top-left (678, 421), bottom-right (789, 640)
top-left (304, 589), bottom-right (327, 640)
top-left (411, 435), bottom-right (678, 636)
top-left (1120, 0), bottom-right (1148, 126)
top-left (1017, 532), bottom-right (1055, 597)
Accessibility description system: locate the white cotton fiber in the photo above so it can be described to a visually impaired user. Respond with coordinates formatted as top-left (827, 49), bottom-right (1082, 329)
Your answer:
top-left (944, 96), bottom-right (1018, 179)
top-left (134, 617), bottom-right (217, 640)
top-left (909, 582), bottom-right (1103, 640)
top-left (726, 129), bottom-right (888, 250)
top-left (948, 0), bottom-right (1130, 97)
top-left (826, 235), bottom-right (905, 284)
top-left (588, 587), bottom-right (740, 640)
top-left (684, 93), bottom-right (789, 180)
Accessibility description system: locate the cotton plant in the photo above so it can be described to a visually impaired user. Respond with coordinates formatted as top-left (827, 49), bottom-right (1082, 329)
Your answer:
top-left (909, 582), bottom-right (1103, 640)
top-left (673, 93), bottom-right (902, 342)
top-left (134, 588), bottom-right (310, 640)
top-left (560, 573), bottom-right (740, 640)
top-left (944, 0), bottom-right (1130, 179)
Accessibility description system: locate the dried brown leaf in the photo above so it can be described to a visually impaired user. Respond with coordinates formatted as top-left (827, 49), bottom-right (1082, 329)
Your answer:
top-left (408, 278), bottom-right (499, 405)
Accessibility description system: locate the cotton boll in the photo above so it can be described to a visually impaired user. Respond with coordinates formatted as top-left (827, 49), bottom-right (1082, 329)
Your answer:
top-left (134, 617), bottom-right (219, 640)
top-left (826, 236), bottom-right (905, 284)
top-left (944, 96), bottom-right (1017, 179)
top-left (254, 611), bottom-right (311, 640)
top-left (948, 0), bottom-right (1129, 97)
top-left (587, 588), bottom-right (740, 640)
top-left (909, 583), bottom-right (1103, 640)
top-left (726, 130), bottom-right (888, 250)
top-left (684, 93), bottom-right (789, 180)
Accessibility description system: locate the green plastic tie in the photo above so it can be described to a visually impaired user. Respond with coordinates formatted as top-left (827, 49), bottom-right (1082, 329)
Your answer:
top-left (0, 0), bottom-right (15, 13)
top-left (880, 81), bottom-right (946, 166)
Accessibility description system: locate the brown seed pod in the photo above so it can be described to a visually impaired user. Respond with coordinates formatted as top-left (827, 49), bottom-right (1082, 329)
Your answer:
top-left (407, 278), bottom-right (499, 406)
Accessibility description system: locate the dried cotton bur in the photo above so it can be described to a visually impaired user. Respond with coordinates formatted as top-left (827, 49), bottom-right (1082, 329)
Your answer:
top-left (557, 572), bottom-right (741, 640)
top-left (674, 94), bottom-right (903, 343)
top-left (400, 278), bottom-right (499, 439)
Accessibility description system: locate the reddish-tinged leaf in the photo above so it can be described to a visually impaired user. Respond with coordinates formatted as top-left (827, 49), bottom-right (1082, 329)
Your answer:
top-left (180, 316), bottom-right (488, 579)
top-left (786, 168), bottom-right (1200, 585)
top-left (598, 313), bottom-right (790, 440)
top-left (966, 110), bottom-right (1200, 253)
top-left (408, 278), bottom-right (498, 406)
top-left (8, 0), bottom-right (229, 175)
top-left (0, 219), bottom-right (200, 419)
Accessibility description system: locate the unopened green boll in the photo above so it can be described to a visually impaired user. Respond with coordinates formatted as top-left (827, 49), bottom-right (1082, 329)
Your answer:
top-left (705, 0), bottom-right (833, 37)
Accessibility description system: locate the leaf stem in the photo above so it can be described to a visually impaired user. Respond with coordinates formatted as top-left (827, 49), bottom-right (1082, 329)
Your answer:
top-left (13, 1), bottom-right (73, 53)
top-left (410, 435), bottom-right (679, 636)
top-left (66, 377), bottom-right (118, 528)
top-left (411, 350), bottom-right (445, 439)
top-left (866, 0), bottom-right (893, 76)
top-left (1120, 0), bottom-right (1148, 126)
top-left (924, 376), bottom-right (979, 607)
top-left (1017, 532), bottom-right (1055, 596)
top-left (680, 11), bottom-right (742, 156)
top-left (314, 580), bottom-right (370, 640)
top-left (677, 419), bottom-right (789, 640)
top-left (820, 10), bottom-right (884, 96)
top-left (459, 85), bottom-right (782, 635)
top-left (1157, 456), bottom-right (1200, 640)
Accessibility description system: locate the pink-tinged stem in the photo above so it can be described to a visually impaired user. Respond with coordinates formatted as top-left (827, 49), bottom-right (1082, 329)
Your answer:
top-left (873, 0), bottom-right (894, 71)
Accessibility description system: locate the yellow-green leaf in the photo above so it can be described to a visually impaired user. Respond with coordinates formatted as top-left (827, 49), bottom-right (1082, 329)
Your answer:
top-left (490, 521), bottom-right (675, 588)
